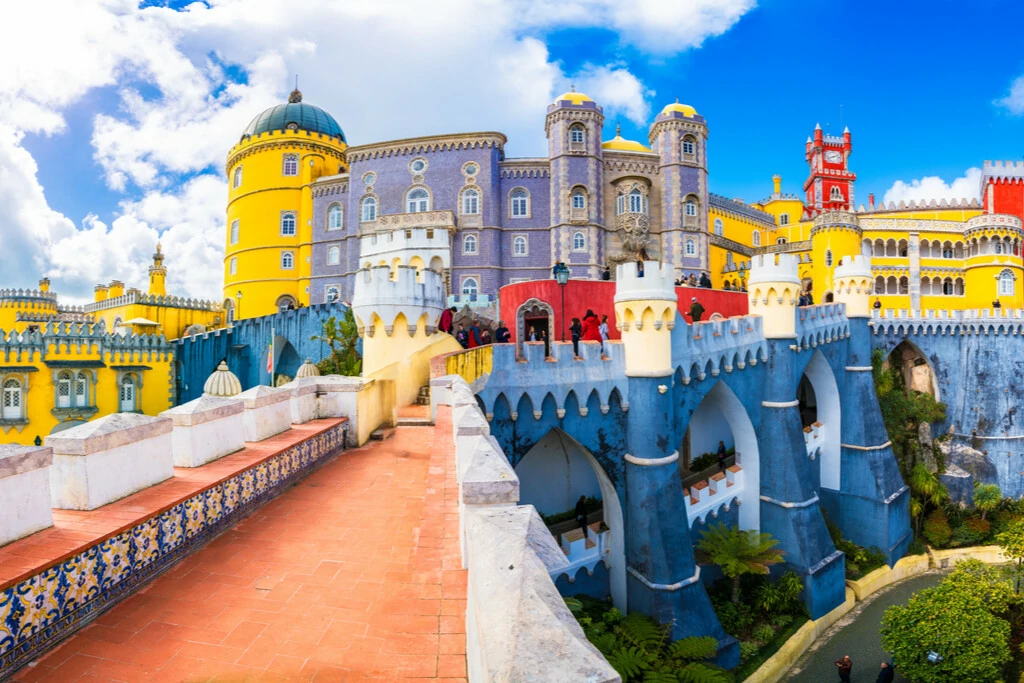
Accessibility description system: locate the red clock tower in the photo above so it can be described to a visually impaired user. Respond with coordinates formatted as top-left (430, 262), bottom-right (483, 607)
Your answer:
top-left (803, 123), bottom-right (855, 217)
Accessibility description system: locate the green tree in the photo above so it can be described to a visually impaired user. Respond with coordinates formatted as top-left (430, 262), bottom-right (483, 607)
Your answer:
top-left (880, 560), bottom-right (1012, 683)
top-left (974, 483), bottom-right (1002, 521)
top-left (996, 518), bottom-right (1024, 594)
top-left (310, 308), bottom-right (361, 376)
top-left (909, 463), bottom-right (948, 537)
top-left (697, 523), bottom-right (785, 604)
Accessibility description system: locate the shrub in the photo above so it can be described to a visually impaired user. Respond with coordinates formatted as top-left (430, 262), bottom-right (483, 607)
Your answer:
top-left (713, 599), bottom-right (754, 636)
top-left (770, 614), bottom-right (793, 629)
top-left (908, 537), bottom-right (927, 555)
top-left (966, 516), bottom-right (992, 536)
top-left (738, 640), bottom-right (760, 661)
top-left (752, 624), bottom-right (775, 643)
top-left (923, 508), bottom-right (952, 547)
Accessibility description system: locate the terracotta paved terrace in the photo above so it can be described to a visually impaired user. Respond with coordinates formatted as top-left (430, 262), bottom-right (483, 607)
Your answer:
top-left (14, 411), bottom-right (467, 682)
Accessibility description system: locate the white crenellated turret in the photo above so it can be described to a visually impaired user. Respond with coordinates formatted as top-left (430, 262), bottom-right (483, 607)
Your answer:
top-left (351, 265), bottom-right (445, 338)
top-left (614, 261), bottom-right (677, 377)
top-left (748, 254), bottom-right (800, 339)
top-left (833, 255), bottom-right (874, 318)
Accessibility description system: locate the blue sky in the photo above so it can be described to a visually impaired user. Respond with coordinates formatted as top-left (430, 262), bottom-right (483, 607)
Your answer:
top-left (3, 0), bottom-right (1024, 300)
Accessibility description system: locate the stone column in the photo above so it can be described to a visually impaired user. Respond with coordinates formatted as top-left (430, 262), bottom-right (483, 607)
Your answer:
top-left (908, 231), bottom-right (921, 313)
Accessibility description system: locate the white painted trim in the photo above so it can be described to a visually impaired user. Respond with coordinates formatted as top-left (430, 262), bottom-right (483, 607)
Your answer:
top-left (627, 566), bottom-right (701, 591)
top-left (624, 451), bottom-right (679, 467)
top-left (760, 494), bottom-right (820, 509)
top-left (761, 399), bottom-right (799, 408)
top-left (845, 366), bottom-right (873, 372)
top-left (841, 441), bottom-right (892, 451)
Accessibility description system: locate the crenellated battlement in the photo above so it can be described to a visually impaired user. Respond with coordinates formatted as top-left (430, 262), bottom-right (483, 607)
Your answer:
top-left (0, 288), bottom-right (58, 303)
top-left (351, 265), bottom-right (445, 336)
top-left (811, 210), bottom-right (861, 235)
top-left (614, 261), bottom-right (676, 304)
top-left (0, 320), bottom-right (173, 364)
top-left (672, 314), bottom-right (767, 382)
top-left (834, 254), bottom-right (873, 280)
top-left (983, 160), bottom-right (1024, 180)
top-left (83, 291), bottom-right (221, 314)
top-left (747, 253), bottom-right (800, 287)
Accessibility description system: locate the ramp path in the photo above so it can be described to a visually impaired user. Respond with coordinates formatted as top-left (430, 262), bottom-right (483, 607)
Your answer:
top-left (13, 413), bottom-right (466, 683)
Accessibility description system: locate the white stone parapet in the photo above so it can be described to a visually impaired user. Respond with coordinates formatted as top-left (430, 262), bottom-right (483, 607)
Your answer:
top-left (965, 213), bottom-right (1023, 231)
top-left (46, 413), bottom-right (174, 510)
top-left (236, 385), bottom-right (292, 442)
top-left (159, 396), bottom-right (245, 467)
top-left (747, 253), bottom-right (800, 287)
top-left (684, 465), bottom-right (743, 527)
top-left (0, 444), bottom-right (54, 546)
top-left (360, 226), bottom-right (452, 270)
top-left (279, 376), bottom-right (319, 425)
top-left (315, 375), bottom-right (367, 447)
top-left (834, 254), bottom-right (873, 280)
top-left (614, 261), bottom-right (675, 303)
top-left (351, 265), bottom-right (445, 336)
top-left (555, 523), bottom-right (610, 583)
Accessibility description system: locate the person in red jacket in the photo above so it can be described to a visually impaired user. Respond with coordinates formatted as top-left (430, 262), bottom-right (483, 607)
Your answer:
top-left (581, 310), bottom-right (602, 342)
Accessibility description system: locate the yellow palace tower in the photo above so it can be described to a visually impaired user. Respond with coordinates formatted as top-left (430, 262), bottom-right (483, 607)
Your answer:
top-left (223, 88), bottom-right (348, 320)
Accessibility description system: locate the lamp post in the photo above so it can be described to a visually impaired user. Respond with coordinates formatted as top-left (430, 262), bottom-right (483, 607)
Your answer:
top-left (235, 290), bottom-right (242, 322)
top-left (553, 262), bottom-right (570, 342)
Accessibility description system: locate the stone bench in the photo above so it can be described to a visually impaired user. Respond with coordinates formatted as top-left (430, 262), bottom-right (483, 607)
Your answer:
top-left (0, 444), bottom-right (54, 546)
top-left (236, 385), bottom-right (292, 442)
top-left (46, 413), bottom-right (174, 510)
top-left (160, 396), bottom-right (245, 467)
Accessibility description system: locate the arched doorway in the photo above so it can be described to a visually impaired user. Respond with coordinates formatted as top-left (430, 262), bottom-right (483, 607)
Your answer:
top-left (516, 298), bottom-right (553, 357)
top-left (275, 295), bottom-right (298, 312)
top-left (685, 381), bottom-right (761, 532)
top-left (799, 350), bottom-right (842, 490)
top-left (515, 428), bottom-right (626, 610)
top-left (886, 340), bottom-right (939, 399)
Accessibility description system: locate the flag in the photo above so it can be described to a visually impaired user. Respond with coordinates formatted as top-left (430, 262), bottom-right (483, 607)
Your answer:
top-left (266, 333), bottom-right (274, 375)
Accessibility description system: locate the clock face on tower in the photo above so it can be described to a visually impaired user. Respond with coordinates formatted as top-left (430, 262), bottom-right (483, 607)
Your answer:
top-left (824, 150), bottom-right (843, 164)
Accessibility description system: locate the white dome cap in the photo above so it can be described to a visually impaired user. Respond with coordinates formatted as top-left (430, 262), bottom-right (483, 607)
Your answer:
top-left (296, 358), bottom-right (321, 378)
top-left (203, 361), bottom-right (242, 397)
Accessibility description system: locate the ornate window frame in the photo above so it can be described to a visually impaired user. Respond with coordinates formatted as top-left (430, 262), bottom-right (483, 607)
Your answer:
top-left (282, 153), bottom-right (299, 177)
top-left (512, 234), bottom-right (528, 257)
top-left (461, 276), bottom-right (480, 300)
top-left (461, 187), bottom-right (481, 216)
top-left (360, 195), bottom-right (378, 223)
top-left (998, 268), bottom-right (1016, 296)
top-left (685, 238), bottom-right (697, 256)
top-left (281, 250), bottom-right (295, 270)
top-left (568, 123), bottom-right (586, 153)
top-left (280, 211), bottom-right (297, 236)
top-left (1, 374), bottom-right (28, 427)
top-left (406, 185), bottom-right (432, 213)
top-left (682, 135), bottom-right (697, 163)
top-left (229, 257), bottom-right (237, 276)
top-left (232, 165), bottom-right (242, 188)
top-left (509, 187), bottom-right (531, 219)
top-left (327, 245), bottom-right (341, 266)
top-left (463, 233), bottom-right (479, 255)
top-left (327, 203), bottom-right (343, 231)
top-left (230, 219), bottom-right (239, 245)
top-left (572, 231), bottom-right (587, 252)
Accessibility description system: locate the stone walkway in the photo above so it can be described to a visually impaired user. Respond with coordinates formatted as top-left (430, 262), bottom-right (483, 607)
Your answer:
top-left (13, 412), bottom-right (466, 682)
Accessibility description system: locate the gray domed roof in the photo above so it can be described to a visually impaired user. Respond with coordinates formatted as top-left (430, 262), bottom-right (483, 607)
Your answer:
top-left (241, 90), bottom-right (345, 141)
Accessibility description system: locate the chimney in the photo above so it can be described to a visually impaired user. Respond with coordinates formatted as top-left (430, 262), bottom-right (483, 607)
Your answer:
top-left (772, 175), bottom-right (782, 195)
top-left (94, 285), bottom-right (109, 302)
top-left (38, 277), bottom-right (50, 293)
top-left (868, 193), bottom-right (875, 210)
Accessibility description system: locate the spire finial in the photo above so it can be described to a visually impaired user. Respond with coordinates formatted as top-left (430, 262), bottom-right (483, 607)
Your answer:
top-left (675, 97), bottom-right (679, 103)
top-left (288, 75), bottom-right (303, 104)
top-left (570, 83), bottom-right (575, 92)
top-left (156, 241), bottom-right (162, 255)
top-left (615, 122), bottom-right (621, 137)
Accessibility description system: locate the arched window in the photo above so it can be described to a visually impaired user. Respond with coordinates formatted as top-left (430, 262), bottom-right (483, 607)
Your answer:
top-left (280, 212), bottom-right (296, 236)
top-left (752, 231), bottom-right (761, 247)
top-left (233, 166), bottom-right (242, 188)
top-left (224, 299), bottom-right (235, 325)
top-left (942, 244), bottom-right (954, 259)
top-left (874, 276), bottom-right (885, 294)
top-left (776, 237), bottom-right (787, 245)
top-left (685, 238), bottom-right (696, 256)
top-left (569, 124), bottom-right (585, 145)
top-left (510, 189), bottom-right (529, 217)
top-left (327, 246), bottom-right (340, 265)
top-left (630, 190), bottom-right (648, 214)
top-left (779, 214), bottom-right (789, 226)
top-left (830, 186), bottom-right (843, 201)
top-left (57, 371), bottom-right (72, 408)
top-left (572, 231), bottom-right (586, 251)
top-left (119, 375), bottom-right (136, 413)
top-left (281, 251), bottom-right (294, 269)
top-left (996, 241), bottom-right (1005, 255)
top-left (230, 258), bottom-right (237, 276)
top-left (75, 372), bottom-right (89, 407)
top-left (825, 250), bottom-right (833, 267)
top-left (407, 188), bottom-right (430, 213)
top-left (513, 235), bottom-right (527, 256)
top-left (325, 285), bottom-right (340, 304)
top-left (726, 252), bottom-right (734, 267)
top-left (942, 278), bottom-right (954, 296)
top-left (462, 188), bottom-right (480, 215)
top-left (2, 378), bottom-right (23, 420)
top-left (713, 218), bottom-right (724, 236)
top-left (685, 199), bottom-right (698, 216)
top-left (463, 233), bottom-right (478, 255)
top-left (282, 154), bottom-right (299, 176)
top-left (230, 219), bottom-right (239, 245)
top-left (462, 277), bottom-right (479, 298)
top-left (276, 295), bottom-right (297, 312)
top-left (999, 269), bottom-right (1015, 296)
top-left (327, 204), bottom-right (343, 230)
top-left (682, 136), bottom-right (696, 157)
top-left (571, 190), bottom-right (586, 210)
top-left (361, 196), bottom-right (377, 222)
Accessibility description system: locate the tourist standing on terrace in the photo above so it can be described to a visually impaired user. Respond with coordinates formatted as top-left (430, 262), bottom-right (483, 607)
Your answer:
top-left (438, 306), bottom-right (455, 334)
top-left (575, 495), bottom-right (589, 539)
top-left (495, 320), bottom-right (510, 343)
top-left (689, 297), bottom-right (705, 323)
top-left (599, 315), bottom-right (609, 354)
top-left (581, 310), bottom-right (602, 344)
top-left (455, 324), bottom-right (469, 348)
top-left (570, 317), bottom-right (582, 356)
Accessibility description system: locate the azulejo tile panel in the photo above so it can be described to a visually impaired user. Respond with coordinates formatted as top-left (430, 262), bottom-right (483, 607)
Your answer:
top-left (0, 422), bottom-right (346, 680)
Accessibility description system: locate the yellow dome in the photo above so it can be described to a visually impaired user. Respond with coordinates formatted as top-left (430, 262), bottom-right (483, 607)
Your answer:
top-left (661, 101), bottom-right (698, 117)
top-left (554, 90), bottom-right (593, 105)
top-left (602, 133), bottom-right (652, 153)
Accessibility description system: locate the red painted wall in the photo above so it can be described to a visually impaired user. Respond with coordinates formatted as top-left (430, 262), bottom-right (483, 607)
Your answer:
top-left (499, 279), bottom-right (749, 343)
top-left (988, 180), bottom-right (1024, 220)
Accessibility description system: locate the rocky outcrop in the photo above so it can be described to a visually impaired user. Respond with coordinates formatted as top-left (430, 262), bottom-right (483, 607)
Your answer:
top-left (939, 438), bottom-right (998, 486)
top-left (940, 463), bottom-right (974, 507)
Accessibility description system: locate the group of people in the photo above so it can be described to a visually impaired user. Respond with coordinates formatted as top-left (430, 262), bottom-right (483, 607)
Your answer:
top-left (834, 655), bottom-right (895, 683)
top-left (438, 306), bottom-right (511, 349)
top-left (674, 272), bottom-right (714, 289)
top-left (798, 290), bottom-right (815, 306)
top-left (568, 309), bottom-right (609, 356)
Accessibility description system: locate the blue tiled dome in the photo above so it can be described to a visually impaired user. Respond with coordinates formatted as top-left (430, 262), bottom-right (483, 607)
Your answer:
top-left (241, 90), bottom-right (345, 141)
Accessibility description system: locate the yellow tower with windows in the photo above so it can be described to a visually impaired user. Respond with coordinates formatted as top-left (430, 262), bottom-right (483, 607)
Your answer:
top-left (223, 89), bottom-right (348, 320)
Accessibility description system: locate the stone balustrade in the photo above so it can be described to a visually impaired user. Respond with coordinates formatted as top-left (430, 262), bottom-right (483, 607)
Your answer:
top-left (554, 523), bottom-right (610, 584)
top-left (0, 444), bottom-right (54, 545)
top-left (280, 376), bottom-right (320, 425)
top-left (46, 413), bottom-right (175, 510)
top-left (684, 464), bottom-right (743, 527)
top-left (236, 385), bottom-right (293, 442)
top-left (160, 396), bottom-right (245, 467)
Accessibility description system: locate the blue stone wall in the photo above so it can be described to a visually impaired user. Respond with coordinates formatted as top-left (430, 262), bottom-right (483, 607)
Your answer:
top-left (175, 302), bottom-right (348, 404)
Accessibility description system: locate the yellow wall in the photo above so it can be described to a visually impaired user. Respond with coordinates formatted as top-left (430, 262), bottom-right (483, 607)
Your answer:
top-left (614, 300), bottom-right (676, 376)
top-left (365, 322), bottom-right (463, 408)
top-left (89, 302), bottom-right (222, 340)
top-left (355, 377), bottom-right (396, 445)
top-left (445, 346), bottom-right (493, 387)
top-left (224, 130), bottom-right (347, 319)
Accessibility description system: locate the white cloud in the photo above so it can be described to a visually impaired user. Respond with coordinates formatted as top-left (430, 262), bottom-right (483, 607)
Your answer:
top-left (882, 168), bottom-right (982, 205)
top-left (0, 0), bottom-right (757, 301)
top-left (996, 75), bottom-right (1024, 115)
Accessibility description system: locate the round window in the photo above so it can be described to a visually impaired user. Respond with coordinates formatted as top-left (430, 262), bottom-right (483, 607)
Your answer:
top-left (464, 163), bottom-right (478, 176)
top-left (363, 172), bottom-right (376, 186)
top-left (410, 158), bottom-right (427, 173)
top-left (286, 122), bottom-right (298, 131)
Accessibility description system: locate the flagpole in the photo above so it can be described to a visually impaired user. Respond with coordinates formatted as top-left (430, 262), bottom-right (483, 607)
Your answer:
top-left (269, 326), bottom-right (275, 387)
